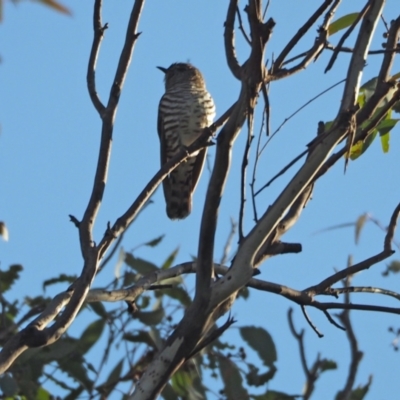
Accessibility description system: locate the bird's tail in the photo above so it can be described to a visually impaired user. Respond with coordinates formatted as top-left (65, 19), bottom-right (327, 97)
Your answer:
top-left (166, 181), bottom-right (192, 220)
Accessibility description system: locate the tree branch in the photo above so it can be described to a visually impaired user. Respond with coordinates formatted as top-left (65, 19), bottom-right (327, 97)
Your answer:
top-left (224, 0), bottom-right (242, 79)
top-left (325, 1), bottom-right (370, 73)
top-left (86, 0), bottom-right (107, 116)
top-left (272, 0), bottom-right (338, 73)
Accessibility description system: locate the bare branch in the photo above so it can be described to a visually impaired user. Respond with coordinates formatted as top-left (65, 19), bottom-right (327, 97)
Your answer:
top-left (331, 286), bottom-right (400, 301)
top-left (287, 308), bottom-right (310, 376)
top-left (256, 78), bottom-right (345, 162)
top-left (322, 309), bottom-right (346, 330)
top-left (385, 202), bottom-right (400, 251)
top-left (224, 0), bottom-right (242, 79)
top-left (0, 0), bottom-right (147, 374)
top-left (378, 16), bottom-right (400, 82)
top-left (307, 250), bottom-right (393, 295)
top-left (239, 118), bottom-right (254, 241)
top-left (325, 2), bottom-right (370, 73)
top-left (254, 150), bottom-right (308, 196)
top-left (272, 0), bottom-right (339, 73)
top-left (301, 305), bottom-right (323, 338)
top-left (236, 6), bottom-right (251, 45)
top-left (81, 0), bottom-right (145, 250)
top-left (336, 277), bottom-right (363, 400)
top-left (250, 109), bottom-right (266, 222)
top-left (87, 0), bottom-right (107, 116)
top-left (271, 28), bottom-right (328, 80)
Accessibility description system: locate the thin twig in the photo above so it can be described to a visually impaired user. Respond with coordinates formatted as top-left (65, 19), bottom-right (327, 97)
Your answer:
top-left (239, 118), bottom-right (254, 241)
top-left (331, 286), bottom-right (400, 301)
top-left (86, 0), bottom-right (106, 115)
top-left (322, 309), bottom-right (345, 330)
top-left (272, 0), bottom-right (338, 73)
top-left (287, 308), bottom-right (310, 376)
top-left (335, 276), bottom-right (363, 400)
top-left (236, 6), bottom-right (251, 45)
top-left (325, 2), bottom-right (370, 73)
top-left (301, 305), bottom-right (323, 338)
top-left (385, 202), bottom-right (400, 251)
top-left (250, 106), bottom-right (265, 222)
top-left (98, 232), bottom-right (124, 273)
top-left (257, 79), bottom-right (345, 159)
top-left (307, 250), bottom-right (393, 294)
top-left (255, 150), bottom-right (308, 196)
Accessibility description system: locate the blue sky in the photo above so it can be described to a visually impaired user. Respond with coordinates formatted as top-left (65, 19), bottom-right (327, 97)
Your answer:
top-left (1, 0), bottom-right (400, 398)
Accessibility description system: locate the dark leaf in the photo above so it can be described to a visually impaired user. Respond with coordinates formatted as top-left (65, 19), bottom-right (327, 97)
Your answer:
top-left (382, 260), bottom-right (400, 276)
top-left (336, 377), bottom-right (371, 400)
top-left (246, 363), bottom-right (277, 387)
top-left (388, 260), bottom-right (400, 273)
top-left (0, 264), bottom-right (22, 293)
top-left (40, 338), bottom-right (78, 361)
top-left (156, 286), bottom-right (192, 306)
top-left (360, 77), bottom-right (398, 108)
top-left (240, 326), bottom-right (277, 367)
top-left (319, 359), bottom-right (337, 372)
top-left (348, 383), bottom-right (370, 400)
top-left (123, 331), bottom-right (157, 348)
top-left (145, 235), bottom-right (165, 247)
top-left (57, 359), bottom-right (93, 391)
top-left (123, 271), bottom-right (137, 286)
top-left (135, 307), bottom-right (165, 326)
top-left (161, 247), bottom-right (179, 269)
top-left (78, 319), bottom-right (106, 355)
top-left (64, 386), bottom-right (84, 400)
top-left (87, 301), bottom-right (108, 318)
top-left (161, 383), bottom-right (179, 400)
top-left (218, 356), bottom-right (249, 400)
top-left (42, 274), bottom-right (76, 290)
top-left (137, 295), bottom-right (151, 309)
top-left (0, 374), bottom-right (18, 396)
top-left (103, 358), bottom-right (124, 388)
top-left (43, 371), bottom-right (76, 391)
top-left (251, 391), bottom-right (298, 400)
top-left (125, 253), bottom-right (159, 274)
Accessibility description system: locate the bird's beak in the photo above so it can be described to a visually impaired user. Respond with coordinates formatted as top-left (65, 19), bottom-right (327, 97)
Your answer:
top-left (157, 66), bottom-right (168, 74)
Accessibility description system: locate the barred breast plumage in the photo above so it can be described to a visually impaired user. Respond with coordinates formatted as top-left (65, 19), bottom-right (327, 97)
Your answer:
top-left (157, 63), bottom-right (216, 220)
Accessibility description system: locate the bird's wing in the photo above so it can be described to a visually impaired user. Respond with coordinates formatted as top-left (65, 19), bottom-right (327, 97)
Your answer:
top-left (190, 148), bottom-right (207, 193)
top-left (157, 97), bottom-right (173, 203)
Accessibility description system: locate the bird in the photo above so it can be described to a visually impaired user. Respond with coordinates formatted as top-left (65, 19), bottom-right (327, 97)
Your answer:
top-left (157, 63), bottom-right (216, 220)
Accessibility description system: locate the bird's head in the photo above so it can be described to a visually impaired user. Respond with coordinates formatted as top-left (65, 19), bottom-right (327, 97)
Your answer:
top-left (157, 63), bottom-right (205, 90)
